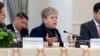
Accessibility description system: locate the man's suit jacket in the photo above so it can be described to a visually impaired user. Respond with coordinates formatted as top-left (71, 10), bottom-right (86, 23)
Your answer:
top-left (80, 20), bottom-right (99, 39)
top-left (30, 23), bottom-right (63, 47)
top-left (6, 24), bottom-right (29, 47)
top-left (76, 20), bottom-right (99, 47)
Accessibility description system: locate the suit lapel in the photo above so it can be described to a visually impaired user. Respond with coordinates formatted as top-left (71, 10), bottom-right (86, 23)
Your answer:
top-left (90, 20), bottom-right (99, 38)
top-left (10, 24), bottom-right (15, 32)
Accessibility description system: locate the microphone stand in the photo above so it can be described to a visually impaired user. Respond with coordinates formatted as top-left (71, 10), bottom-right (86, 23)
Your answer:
top-left (63, 30), bottom-right (79, 39)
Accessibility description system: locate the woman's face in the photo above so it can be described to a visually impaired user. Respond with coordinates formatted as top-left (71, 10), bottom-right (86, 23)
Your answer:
top-left (43, 12), bottom-right (58, 29)
top-left (0, 7), bottom-right (5, 23)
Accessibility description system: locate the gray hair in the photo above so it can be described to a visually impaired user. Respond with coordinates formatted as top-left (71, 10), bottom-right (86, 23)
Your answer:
top-left (41, 7), bottom-right (58, 19)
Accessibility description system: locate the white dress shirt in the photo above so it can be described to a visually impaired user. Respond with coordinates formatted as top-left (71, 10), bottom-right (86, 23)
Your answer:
top-left (13, 24), bottom-right (21, 43)
top-left (93, 19), bottom-right (100, 36)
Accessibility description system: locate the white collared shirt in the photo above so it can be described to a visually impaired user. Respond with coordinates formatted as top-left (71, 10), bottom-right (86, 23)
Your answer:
top-left (93, 19), bottom-right (100, 33)
top-left (13, 24), bottom-right (21, 43)
top-left (13, 24), bottom-right (18, 33)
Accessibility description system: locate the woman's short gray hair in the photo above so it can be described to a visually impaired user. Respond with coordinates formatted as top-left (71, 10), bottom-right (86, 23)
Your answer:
top-left (41, 7), bottom-right (58, 19)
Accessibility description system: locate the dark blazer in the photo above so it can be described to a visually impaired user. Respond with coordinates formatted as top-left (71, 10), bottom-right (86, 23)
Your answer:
top-left (80, 20), bottom-right (99, 40)
top-left (6, 23), bottom-right (29, 47)
top-left (30, 23), bottom-right (63, 47)
top-left (77, 20), bottom-right (99, 47)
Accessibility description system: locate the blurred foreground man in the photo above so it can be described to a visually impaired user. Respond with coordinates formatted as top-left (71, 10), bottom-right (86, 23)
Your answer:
top-left (0, 2), bottom-right (5, 28)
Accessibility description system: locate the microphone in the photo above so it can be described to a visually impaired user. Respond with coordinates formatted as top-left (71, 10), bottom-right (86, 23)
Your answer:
top-left (63, 30), bottom-right (79, 39)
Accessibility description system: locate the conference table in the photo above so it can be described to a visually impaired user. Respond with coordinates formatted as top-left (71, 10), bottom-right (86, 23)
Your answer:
top-left (0, 47), bottom-right (100, 56)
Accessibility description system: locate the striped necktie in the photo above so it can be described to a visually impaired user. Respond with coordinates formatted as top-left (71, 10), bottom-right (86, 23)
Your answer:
top-left (98, 24), bottom-right (100, 37)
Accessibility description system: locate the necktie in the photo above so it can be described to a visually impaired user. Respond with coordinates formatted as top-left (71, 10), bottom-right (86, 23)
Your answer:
top-left (98, 24), bottom-right (100, 37)
top-left (16, 31), bottom-right (21, 42)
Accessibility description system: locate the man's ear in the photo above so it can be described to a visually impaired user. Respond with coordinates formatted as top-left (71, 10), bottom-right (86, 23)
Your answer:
top-left (93, 11), bottom-right (96, 17)
top-left (14, 17), bottom-right (17, 21)
top-left (15, 17), bottom-right (19, 20)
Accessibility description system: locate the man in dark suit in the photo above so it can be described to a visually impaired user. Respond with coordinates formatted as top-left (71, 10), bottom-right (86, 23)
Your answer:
top-left (7, 12), bottom-right (29, 47)
top-left (77, 2), bottom-right (100, 47)
top-left (30, 7), bottom-right (63, 47)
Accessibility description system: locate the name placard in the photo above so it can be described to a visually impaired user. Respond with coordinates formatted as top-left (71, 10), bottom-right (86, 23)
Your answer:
top-left (90, 39), bottom-right (100, 48)
top-left (23, 37), bottom-right (43, 48)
